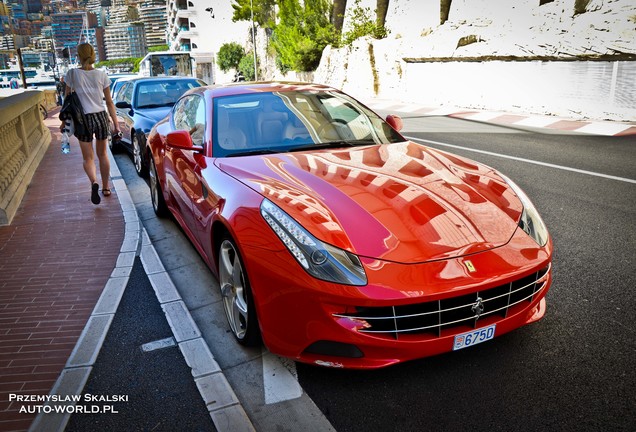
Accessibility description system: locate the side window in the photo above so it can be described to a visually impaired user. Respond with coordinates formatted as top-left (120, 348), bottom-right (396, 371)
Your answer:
top-left (173, 95), bottom-right (206, 146)
top-left (121, 83), bottom-right (134, 104)
top-left (173, 97), bottom-right (190, 131)
top-left (191, 95), bottom-right (206, 146)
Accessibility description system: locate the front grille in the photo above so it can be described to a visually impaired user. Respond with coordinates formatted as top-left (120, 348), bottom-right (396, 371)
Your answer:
top-left (334, 264), bottom-right (550, 339)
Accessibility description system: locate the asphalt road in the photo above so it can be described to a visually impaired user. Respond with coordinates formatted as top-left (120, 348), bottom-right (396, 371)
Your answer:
top-left (112, 114), bottom-right (635, 432)
top-left (296, 115), bottom-right (636, 432)
top-left (66, 258), bottom-right (215, 432)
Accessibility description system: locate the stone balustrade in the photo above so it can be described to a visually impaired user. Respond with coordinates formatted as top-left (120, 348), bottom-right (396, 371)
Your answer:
top-left (0, 90), bottom-right (52, 225)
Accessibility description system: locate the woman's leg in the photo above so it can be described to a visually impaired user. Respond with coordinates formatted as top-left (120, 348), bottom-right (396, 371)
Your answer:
top-left (95, 138), bottom-right (110, 191)
top-left (79, 139), bottom-right (101, 204)
top-left (78, 139), bottom-right (97, 184)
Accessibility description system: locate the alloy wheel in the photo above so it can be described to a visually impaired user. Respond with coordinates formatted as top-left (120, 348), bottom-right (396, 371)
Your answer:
top-left (219, 239), bottom-right (250, 341)
top-left (133, 135), bottom-right (143, 175)
top-left (149, 159), bottom-right (167, 216)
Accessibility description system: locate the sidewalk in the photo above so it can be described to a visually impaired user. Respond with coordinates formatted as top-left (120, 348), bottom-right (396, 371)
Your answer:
top-left (0, 109), bottom-right (125, 431)
top-left (1, 108), bottom-right (254, 432)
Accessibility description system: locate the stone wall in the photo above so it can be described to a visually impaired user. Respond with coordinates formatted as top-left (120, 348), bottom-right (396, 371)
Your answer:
top-left (0, 91), bottom-right (52, 225)
top-left (314, 37), bottom-right (636, 121)
top-left (312, 0), bottom-right (636, 121)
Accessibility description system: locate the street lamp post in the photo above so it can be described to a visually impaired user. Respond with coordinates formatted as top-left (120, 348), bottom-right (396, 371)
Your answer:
top-left (250, 0), bottom-right (258, 81)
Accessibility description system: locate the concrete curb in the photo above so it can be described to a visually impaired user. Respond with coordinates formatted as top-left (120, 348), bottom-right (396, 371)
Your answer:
top-left (30, 147), bottom-right (255, 432)
top-left (29, 148), bottom-right (139, 432)
top-left (365, 99), bottom-right (636, 136)
top-left (140, 229), bottom-right (255, 431)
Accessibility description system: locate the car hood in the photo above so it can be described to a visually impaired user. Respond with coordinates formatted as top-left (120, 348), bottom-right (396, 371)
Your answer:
top-left (134, 106), bottom-right (172, 123)
top-left (216, 141), bottom-right (523, 263)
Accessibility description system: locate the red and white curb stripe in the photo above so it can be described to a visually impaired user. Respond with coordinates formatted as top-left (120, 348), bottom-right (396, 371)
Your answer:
top-left (366, 101), bottom-right (636, 137)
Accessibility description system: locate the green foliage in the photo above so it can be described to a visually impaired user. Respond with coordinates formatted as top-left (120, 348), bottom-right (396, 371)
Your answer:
top-left (95, 57), bottom-right (141, 72)
top-left (231, 0), bottom-right (276, 28)
top-left (272, 0), bottom-right (336, 72)
top-left (239, 54), bottom-right (256, 81)
top-left (341, 0), bottom-right (389, 46)
top-left (217, 42), bottom-right (245, 72)
top-left (149, 45), bottom-right (169, 52)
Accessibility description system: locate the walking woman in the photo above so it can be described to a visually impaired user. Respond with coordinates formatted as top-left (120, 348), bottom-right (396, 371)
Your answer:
top-left (61, 42), bottom-right (120, 205)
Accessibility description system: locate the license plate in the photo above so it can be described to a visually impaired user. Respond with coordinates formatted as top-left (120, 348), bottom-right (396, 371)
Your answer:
top-left (453, 324), bottom-right (496, 351)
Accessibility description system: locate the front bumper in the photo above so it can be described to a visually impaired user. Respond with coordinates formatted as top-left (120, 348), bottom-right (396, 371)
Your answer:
top-left (241, 229), bottom-right (553, 369)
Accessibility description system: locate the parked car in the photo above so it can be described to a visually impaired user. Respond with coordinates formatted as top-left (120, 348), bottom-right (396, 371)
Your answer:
top-left (109, 74), bottom-right (137, 101)
top-left (146, 82), bottom-right (553, 369)
top-left (112, 76), bottom-right (206, 176)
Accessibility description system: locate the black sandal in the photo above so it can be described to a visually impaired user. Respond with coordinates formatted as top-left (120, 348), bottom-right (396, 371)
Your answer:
top-left (91, 183), bottom-right (101, 205)
top-left (102, 188), bottom-right (111, 197)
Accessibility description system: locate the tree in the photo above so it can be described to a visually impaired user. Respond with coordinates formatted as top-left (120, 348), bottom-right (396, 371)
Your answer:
top-left (217, 42), bottom-right (245, 72)
top-left (149, 45), bottom-right (169, 52)
top-left (239, 54), bottom-right (256, 81)
top-left (331, 0), bottom-right (348, 36)
top-left (376, 0), bottom-right (389, 28)
top-left (231, 0), bottom-right (276, 28)
top-left (95, 57), bottom-right (141, 72)
top-left (341, 0), bottom-right (389, 46)
top-left (441, 0), bottom-right (452, 24)
top-left (272, 0), bottom-right (336, 72)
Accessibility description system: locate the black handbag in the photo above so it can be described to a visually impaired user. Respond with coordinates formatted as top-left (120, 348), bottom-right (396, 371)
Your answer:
top-left (59, 70), bottom-right (88, 136)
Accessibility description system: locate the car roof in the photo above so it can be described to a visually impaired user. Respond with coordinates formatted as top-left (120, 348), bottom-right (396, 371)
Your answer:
top-left (112, 76), bottom-right (136, 84)
top-left (109, 73), bottom-right (137, 82)
top-left (125, 76), bottom-right (201, 83)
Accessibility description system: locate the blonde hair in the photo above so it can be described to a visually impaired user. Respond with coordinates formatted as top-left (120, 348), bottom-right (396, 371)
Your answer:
top-left (77, 43), bottom-right (95, 66)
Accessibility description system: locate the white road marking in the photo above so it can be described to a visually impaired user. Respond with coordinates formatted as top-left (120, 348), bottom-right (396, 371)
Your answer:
top-left (405, 136), bottom-right (636, 184)
top-left (262, 348), bottom-right (303, 404)
top-left (141, 337), bottom-right (176, 352)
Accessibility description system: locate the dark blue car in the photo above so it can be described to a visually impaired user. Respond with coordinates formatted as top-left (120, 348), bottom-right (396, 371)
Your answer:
top-left (112, 76), bottom-right (206, 176)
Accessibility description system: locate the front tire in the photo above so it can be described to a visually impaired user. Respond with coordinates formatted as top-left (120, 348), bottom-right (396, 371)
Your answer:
top-left (133, 134), bottom-right (148, 177)
top-left (149, 157), bottom-right (168, 217)
top-left (218, 236), bottom-right (260, 346)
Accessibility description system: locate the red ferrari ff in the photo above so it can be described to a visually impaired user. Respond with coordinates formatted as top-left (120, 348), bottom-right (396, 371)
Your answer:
top-left (147, 82), bottom-right (553, 369)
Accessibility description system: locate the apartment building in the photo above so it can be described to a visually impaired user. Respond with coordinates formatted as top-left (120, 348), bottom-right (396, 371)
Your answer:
top-left (50, 11), bottom-right (100, 61)
top-left (166, 0), bottom-right (250, 84)
top-left (104, 21), bottom-right (146, 59)
top-left (138, 3), bottom-right (167, 48)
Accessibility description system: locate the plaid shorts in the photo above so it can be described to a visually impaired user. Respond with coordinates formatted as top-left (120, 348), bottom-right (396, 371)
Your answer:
top-left (75, 111), bottom-right (110, 142)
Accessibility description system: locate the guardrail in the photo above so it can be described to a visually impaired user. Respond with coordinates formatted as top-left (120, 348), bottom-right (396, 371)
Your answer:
top-left (0, 90), bottom-right (53, 225)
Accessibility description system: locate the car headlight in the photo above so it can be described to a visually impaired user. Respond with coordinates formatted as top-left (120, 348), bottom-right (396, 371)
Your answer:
top-left (260, 199), bottom-right (367, 286)
top-left (501, 174), bottom-right (549, 246)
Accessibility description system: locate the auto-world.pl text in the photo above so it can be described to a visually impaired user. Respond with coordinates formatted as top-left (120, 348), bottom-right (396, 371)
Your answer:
top-left (10, 393), bottom-right (127, 414)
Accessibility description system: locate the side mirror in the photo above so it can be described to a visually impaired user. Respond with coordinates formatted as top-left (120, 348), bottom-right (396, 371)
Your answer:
top-left (115, 101), bottom-right (131, 109)
top-left (166, 130), bottom-right (203, 152)
top-left (385, 114), bottom-right (403, 132)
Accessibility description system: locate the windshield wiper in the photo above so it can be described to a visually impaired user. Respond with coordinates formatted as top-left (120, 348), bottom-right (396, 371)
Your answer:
top-left (291, 139), bottom-right (376, 152)
top-left (227, 148), bottom-right (281, 157)
top-left (137, 104), bottom-right (166, 109)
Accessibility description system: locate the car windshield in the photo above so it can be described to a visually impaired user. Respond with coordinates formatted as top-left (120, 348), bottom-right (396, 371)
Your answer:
top-left (135, 80), bottom-right (201, 109)
top-left (213, 91), bottom-right (404, 157)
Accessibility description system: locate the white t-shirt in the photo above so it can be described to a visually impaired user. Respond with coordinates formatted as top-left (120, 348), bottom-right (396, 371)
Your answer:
top-left (64, 68), bottom-right (110, 114)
